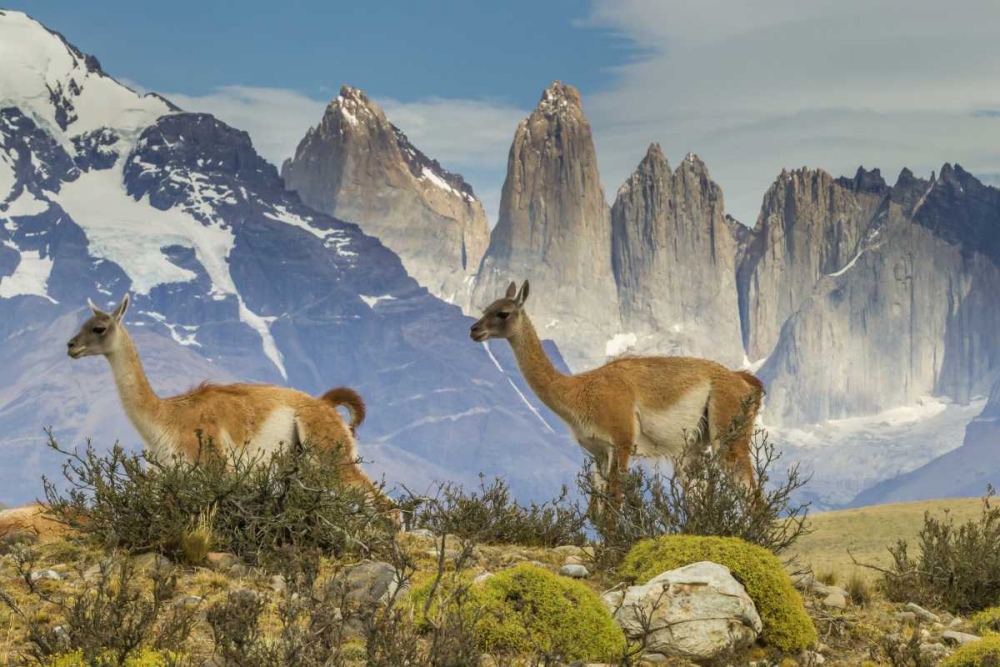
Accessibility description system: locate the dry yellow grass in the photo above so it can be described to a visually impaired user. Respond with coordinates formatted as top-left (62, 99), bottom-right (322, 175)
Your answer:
top-left (787, 497), bottom-right (984, 580)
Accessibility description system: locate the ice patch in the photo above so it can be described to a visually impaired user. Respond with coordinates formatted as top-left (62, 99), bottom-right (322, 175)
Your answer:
top-left (141, 310), bottom-right (201, 347)
top-left (740, 355), bottom-right (769, 373)
top-left (360, 294), bottom-right (396, 308)
top-left (3, 189), bottom-right (50, 218)
top-left (238, 298), bottom-right (286, 380)
top-left (606, 332), bottom-right (637, 357)
top-left (0, 152), bottom-right (14, 200)
top-left (771, 395), bottom-right (982, 508)
top-left (0, 247), bottom-right (56, 303)
top-left (54, 159), bottom-right (286, 378)
top-left (482, 341), bottom-right (555, 433)
top-left (828, 250), bottom-right (864, 277)
top-left (263, 205), bottom-right (356, 257)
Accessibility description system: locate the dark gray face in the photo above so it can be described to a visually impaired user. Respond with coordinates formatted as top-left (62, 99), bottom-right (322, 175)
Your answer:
top-left (67, 294), bottom-right (130, 359)
top-left (470, 281), bottom-right (529, 342)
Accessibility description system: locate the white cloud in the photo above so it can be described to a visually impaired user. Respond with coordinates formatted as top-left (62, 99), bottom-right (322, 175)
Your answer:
top-left (582, 0), bottom-right (1000, 222)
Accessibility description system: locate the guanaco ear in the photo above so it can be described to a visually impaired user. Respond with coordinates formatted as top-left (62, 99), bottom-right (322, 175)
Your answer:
top-left (505, 281), bottom-right (517, 299)
top-left (112, 293), bottom-right (131, 322)
top-left (87, 298), bottom-right (106, 317)
top-left (516, 280), bottom-right (530, 306)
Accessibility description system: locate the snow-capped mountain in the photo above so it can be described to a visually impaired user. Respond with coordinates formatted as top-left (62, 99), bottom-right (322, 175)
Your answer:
top-left (0, 10), bottom-right (579, 505)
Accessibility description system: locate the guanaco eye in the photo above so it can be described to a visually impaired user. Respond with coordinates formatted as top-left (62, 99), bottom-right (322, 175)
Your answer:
top-left (92, 326), bottom-right (107, 334)
top-left (496, 312), bottom-right (510, 320)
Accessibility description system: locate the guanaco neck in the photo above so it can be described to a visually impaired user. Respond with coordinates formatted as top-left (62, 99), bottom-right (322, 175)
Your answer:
top-left (104, 328), bottom-right (166, 441)
top-left (506, 313), bottom-right (570, 415)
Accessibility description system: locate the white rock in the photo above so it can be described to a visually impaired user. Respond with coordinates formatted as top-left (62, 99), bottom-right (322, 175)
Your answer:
top-left (606, 561), bottom-right (762, 662)
top-left (943, 630), bottom-right (981, 646)
top-left (559, 564), bottom-right (589, 579)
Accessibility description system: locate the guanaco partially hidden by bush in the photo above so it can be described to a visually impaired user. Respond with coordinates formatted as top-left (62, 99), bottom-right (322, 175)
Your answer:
top-left (40, 430), bottom-right (398, 566)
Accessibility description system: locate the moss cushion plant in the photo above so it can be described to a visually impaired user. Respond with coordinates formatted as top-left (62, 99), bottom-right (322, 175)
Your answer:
top-left (621, 535), bottom-right (817, 653)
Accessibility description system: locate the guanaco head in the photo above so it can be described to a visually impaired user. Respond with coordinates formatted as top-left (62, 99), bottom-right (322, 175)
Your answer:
top-left (470, 280), bottom-right (529, 342)
top-left (67, 294), bottom-right (131, 359)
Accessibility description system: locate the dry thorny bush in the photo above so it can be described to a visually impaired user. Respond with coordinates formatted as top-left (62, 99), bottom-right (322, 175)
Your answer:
top-left (399, 474), bottom-right (587, 548)
top-left (40, 430), bottom-right (398, 566)
top-left (867, 485), bottom-right (1000, 613)
top-left (581, 399), bottom-right (812, 569)
top-left (0, 545), bottom-right (196, 666)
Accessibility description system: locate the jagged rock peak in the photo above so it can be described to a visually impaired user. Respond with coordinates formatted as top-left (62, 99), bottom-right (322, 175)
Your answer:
top-left (536, 80), bottom-right (583, 117)
top-left (836, 166), bottom-right (888, 194)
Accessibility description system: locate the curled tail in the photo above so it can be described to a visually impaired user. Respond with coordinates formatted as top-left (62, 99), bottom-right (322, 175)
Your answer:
top-left (321, 387), bottom-right (366, 434)
top-left (736, 370), bottom-right (766, 397)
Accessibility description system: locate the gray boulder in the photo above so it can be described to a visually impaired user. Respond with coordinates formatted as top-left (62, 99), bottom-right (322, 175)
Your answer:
top-left (604, 561), bottom-right (761, 662)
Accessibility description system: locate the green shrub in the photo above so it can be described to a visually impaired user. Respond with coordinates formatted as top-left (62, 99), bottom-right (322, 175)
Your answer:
top-left (941, 635), bottom-right (1000, 666)
top-left (403, 475), bottom-right (586, 548)
top-left (971, 607), bottom-right (1000, 635)
top-left (880, 487), bottom-right (1000, 613)
top-left (411, 564), bottom-right (625, 662)
top-left (621, 535), bottom-right (816, 653)
top-left (41, 432), bottom-right (396, 566)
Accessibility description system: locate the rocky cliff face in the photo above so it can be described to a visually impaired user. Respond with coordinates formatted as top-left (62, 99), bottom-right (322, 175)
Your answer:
top-left (610, 146), bottom-right (743, 366)
top-left (472, 82), bottom-right (619, 369)
top-left (737, 167), bottom-right (888, 362)
top-left (281, 86), bottom-right (490, 305)
top-left (758, 164), bottom-right (1000, 425)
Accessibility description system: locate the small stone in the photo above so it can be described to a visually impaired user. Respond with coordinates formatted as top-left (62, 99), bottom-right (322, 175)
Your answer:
top-left (177, 595), bottom-right (203, 608)
top-left (30, 569), bottom-right (63, 581)
top-left (792, 572), bottom-right (815, 590)
top-left (949, 617), bottom-right (965, 628)
top-left (919, 643), bottom-right (949, 661)
top-left (905, 602), bottom-right (941, 623)
top-left (943, 630), bottom-right (981, 646)
top-left (894, 611), bottom-right (918, 625)
top-left (558, 564), bottom-right (589, 579)
top-left (206, 552), bottom-right (245, 575)
top-left (821, 591), bottom-right (847, 609)
top-left (133, 552), bottom-right (172, 573)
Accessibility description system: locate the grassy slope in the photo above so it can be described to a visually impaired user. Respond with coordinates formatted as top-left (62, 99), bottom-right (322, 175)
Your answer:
top-left (787, 496), bottom-right (983, 580)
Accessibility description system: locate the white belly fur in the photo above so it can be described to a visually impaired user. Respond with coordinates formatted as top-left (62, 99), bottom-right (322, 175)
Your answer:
top-left (244, 406), bottom-right (297, 457)
top-left (634, 382), bottom-right (711, 458)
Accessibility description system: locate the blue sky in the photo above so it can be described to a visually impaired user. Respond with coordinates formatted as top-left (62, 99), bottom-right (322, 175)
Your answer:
top-left (8, 1), bottom-right (1000, 223)
top-left (16, 1), bottom-right (635, 106)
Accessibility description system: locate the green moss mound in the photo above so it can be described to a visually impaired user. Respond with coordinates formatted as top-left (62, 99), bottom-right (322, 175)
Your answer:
top-left (412, 564), bottom-right (625, 661)
top-left (621, 535), bottom-right (816, 653)
top-left (971, 607), bottom-right (1000, 635)
top-left (941, 635), bottom-right (1000, 666)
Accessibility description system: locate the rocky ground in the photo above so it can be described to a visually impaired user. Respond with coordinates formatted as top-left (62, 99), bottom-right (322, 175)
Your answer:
top-left (0, 524), bottom-right (987, 666)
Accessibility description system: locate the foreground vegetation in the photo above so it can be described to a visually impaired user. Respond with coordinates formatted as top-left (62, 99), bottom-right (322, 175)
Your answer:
top-left (4, 423), bottom-right (1000, 665)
